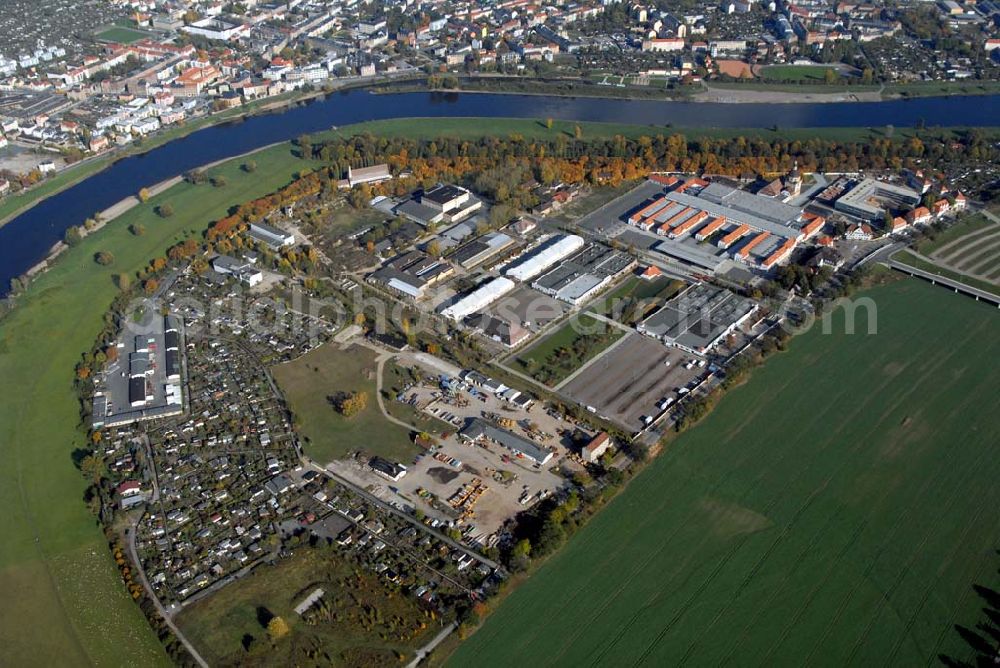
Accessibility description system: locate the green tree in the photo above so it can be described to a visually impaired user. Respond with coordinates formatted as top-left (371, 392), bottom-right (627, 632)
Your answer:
top-left (95, 251), bottom-right (115, 266)
top-left (64, 226), bottom-right (83, 246)
top-left (157, 203), bottom-right (174, 218)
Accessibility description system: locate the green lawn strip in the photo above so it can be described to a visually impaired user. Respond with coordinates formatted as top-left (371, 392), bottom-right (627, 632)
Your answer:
top-left (333, 117), bottom-right (996, 144)
top-left (918, 214), bottom-right (994, 256)
top-left (758, 65), bottom-right (840, 82)
top-left (175, 548), bottom-right (436, 665)
top-left (0, 143), bottom-right (314, 665)
top-left (893, 249), bottom-right (1000, 298)
top-left (272, 343), bottom-right (420, 465)
top-left (449, 279), bottom-right (1000, 666)
top-left (948, 236), bottom-right (1000, 271)
top-left (590, 275), bottom-right (685, 322)
top-left (882, 80), bottom-right (1000, 98)
top-left (511, 313), bottom-right (625, 386)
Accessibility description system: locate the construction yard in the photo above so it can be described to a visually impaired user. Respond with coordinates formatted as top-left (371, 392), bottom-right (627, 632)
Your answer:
top-left (329, 365), bottom-right (577, 542)
top-left (559, 333), bottom-right (705, 431)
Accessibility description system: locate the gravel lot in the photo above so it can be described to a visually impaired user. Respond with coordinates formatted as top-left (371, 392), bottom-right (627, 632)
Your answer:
top-left (561, 333), bottom-right (704, 431)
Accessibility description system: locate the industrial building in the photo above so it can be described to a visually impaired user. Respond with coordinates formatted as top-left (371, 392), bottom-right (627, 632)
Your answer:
top-left (625, 177), bottom-right (825, 272)
top-left (394, 183), bottom-right (482, 227)
top-left (834, 178), bottom-right (921, 221)
top-left (93, 314), bottom-right (185, 428)
top-left (638, 283), bottom-right (758, 354)
top-left (368, 250), bottom-right (453, 299)
top-left (369, 456), bottom-right (407, 481)
top-left (459, 418), bottom-right (554, 466)
top-left (450, 231), bottom-right (516, 269)
top-left (504, 234), bottom-right (585, 282)
top-left (531, 243), bottom-right (635, 305)
top-left (212, 254), bottom-right (263, 286)
top-left (249, 222), bottom-right (295, 249)
top-left (439, 277), bottom-right (516, 321)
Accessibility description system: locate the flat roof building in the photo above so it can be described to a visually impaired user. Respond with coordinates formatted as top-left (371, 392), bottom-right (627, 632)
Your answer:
top-left (249, 222), bottom-right (295, 249)
top-left (440, 277), bottom-right (516, 322)
top-left (834, 178), bottom-right (921, 221)
top-left (460, 418), bottom-right (554, 466)
top-left (504, 234), bottom-right (585, 282)
top-left (638, 283), bottom-right (757, 354)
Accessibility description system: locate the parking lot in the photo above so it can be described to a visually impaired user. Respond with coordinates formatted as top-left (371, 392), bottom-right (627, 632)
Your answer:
top-left (560, 333), bottom-right (705, 431)
top-left (329, 367), bottom-right (580, 542)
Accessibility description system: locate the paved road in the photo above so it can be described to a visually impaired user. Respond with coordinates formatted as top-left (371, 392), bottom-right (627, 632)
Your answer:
top-left (126, 526), bottom-right (210, 668)
top-left (406, 621), bottom-right (459, 668)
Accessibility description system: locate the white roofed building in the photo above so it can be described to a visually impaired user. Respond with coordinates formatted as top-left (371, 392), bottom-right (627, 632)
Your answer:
top-left (440, 277), bottom-right (516, 321)
top-left (504, 234), bottom-right (585, 282)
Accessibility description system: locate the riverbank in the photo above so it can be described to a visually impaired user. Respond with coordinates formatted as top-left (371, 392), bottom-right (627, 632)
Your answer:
top-left (376, 75), bottom-right (1000, 105)
top-left (0, 88), bottom-right (333, 230)
top-left (0, 141), bottom-right (319, 666)
top-left (329, 116), bottom-right (999, 144)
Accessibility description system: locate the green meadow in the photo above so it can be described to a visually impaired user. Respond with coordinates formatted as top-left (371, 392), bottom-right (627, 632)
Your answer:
top-left (451, 279), bottom-right (1000, 666)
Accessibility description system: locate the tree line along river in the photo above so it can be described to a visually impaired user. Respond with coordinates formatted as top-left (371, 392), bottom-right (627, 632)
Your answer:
top-left (1, 89), bottom-right (998, 292)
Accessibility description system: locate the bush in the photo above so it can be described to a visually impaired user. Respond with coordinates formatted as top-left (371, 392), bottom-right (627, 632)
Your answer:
top-left (156, 203), bottom-right (174, 218)
top-left (94, 251), bottom-right (114, 266)
top-left (63, 226), bottom-right (83, 246)
top-left (129, 223), bottom-right (145, 236)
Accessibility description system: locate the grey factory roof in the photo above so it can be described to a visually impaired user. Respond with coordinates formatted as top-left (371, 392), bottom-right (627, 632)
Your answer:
top-left (460, 418), bottom-right (553, 465)
top-left (666, 184), bottom-right (802, 240)
top-left (652, 240), bottom-right (728, 271)
top-left (639, 283), bottom-right (757, 352)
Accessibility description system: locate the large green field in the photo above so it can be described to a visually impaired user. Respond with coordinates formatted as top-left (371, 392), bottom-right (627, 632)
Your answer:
top-left (94, 26), bottom-right (152, 44)
top-left (759, 64), bottom-right (840, 82)
top-left (451, 279), bottom-right (1000, 666)
top-left (272, 343), bottom-right (419, 464)
top-left (0, 143), bottom-right (314, 665)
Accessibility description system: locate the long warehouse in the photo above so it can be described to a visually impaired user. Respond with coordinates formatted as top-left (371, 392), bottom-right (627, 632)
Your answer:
top-left (504, 234), bottom-right (585, 282)
top-left (440, 277), bottom-right (516, 321)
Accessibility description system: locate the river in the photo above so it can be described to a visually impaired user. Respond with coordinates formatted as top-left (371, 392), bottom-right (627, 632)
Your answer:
top-left (2, 89), bottom-right (998, 291)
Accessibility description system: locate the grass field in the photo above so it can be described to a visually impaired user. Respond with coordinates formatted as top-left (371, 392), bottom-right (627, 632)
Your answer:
top-left (177, 547), bottom-right (435, 666)
top-left (176, 547), bottom-right (436, 666)
top-left (94, 26), bottom-right (151, 43)
top-left (335, 117), bottom-right (999, 145)
top-left (272, 343), bottom-right (419, 465)
top-left (759, 64), bottom-right (840, 82)
top-left (591, 275), bottom-right (685, 323)
top-left (916, 213), bottom-right (993, 255)
top-left (883, 80), bottom-right (1000, 98)
top-left (893, 249), bottom-right (1000, 298)
top-left (0, 142), bottom-right (316, 665)
top-left (450, 279), bottom-right (1000, 666)
top-left (511, 313), bottom-right (625, 386)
